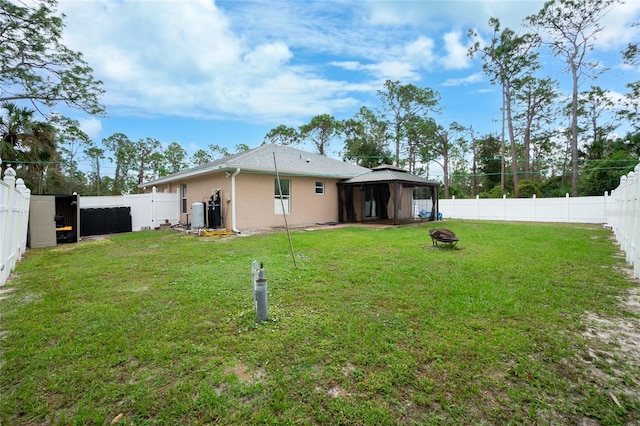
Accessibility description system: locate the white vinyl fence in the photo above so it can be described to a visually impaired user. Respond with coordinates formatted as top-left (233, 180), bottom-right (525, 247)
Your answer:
top-left (414, 161), bottom-right (640, 279)
top-left (80, 187), bottom-right (180, 232)
top-left (606, 163), bottom-right (640, 279)
top-left (1, 163), bottom-right (31, 287)
top-left (416, 194), bottom-right (608, 224)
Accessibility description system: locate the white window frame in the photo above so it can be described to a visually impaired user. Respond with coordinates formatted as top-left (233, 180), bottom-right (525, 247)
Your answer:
top-left (274, 179), bottom-right (290, 214)
top-left (315, 181), bottom-right (324, 195)
top-left (181, 184), bottom-right (187, 214)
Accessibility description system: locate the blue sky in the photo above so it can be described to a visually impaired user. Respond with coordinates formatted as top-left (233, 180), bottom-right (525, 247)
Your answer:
top-left (57, 0), bottom-right (640, 176)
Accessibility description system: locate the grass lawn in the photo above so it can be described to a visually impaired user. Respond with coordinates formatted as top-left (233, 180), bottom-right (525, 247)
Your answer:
top-left (1, 220), bottom-right (639, 425)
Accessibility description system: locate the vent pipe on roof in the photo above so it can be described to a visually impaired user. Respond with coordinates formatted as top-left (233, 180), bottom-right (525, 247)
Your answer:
top-left (231, 168), bottom-right (241, 233)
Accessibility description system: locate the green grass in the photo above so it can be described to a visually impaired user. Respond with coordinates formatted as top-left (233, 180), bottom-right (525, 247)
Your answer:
top-left (1, 220), bottom-right (639, 425)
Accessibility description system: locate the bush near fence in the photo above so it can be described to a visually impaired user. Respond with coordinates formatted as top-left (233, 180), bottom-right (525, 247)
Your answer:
top-left (1, 163), bottom-right (31, 287)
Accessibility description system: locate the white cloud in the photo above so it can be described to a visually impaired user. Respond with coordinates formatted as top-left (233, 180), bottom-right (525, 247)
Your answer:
top-left (331, 61), bottom-right (363, 71)
top-left (331, 60), bottom-right (419, 82)
top-left (404, 36), bottom-right (437, 68)
top-left (243, 42), bottom-right (293, 73)
top-left (78, 117), bottom-right (103, 140)
top-left (442, 73), bottom-right (484, 87)
top-left (596, 1), bottom-right (640, 50)
top-left (54, 0), bottom-right (639, 132)
top-left (440, 31), bottom-right (472, 70)
top-left (363, 1), bottom-right (545, 31)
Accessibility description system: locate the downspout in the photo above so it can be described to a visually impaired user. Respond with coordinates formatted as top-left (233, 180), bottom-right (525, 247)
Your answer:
top-left (231, 168), bottom-right (241, 233)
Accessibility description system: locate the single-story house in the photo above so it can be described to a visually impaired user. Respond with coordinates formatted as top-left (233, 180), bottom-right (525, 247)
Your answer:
top-left (139, 144), bottom-right (439, 232)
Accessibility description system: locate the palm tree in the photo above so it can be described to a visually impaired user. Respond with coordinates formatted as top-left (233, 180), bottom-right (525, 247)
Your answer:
top-left (0, 102), bottom-right (57, 192)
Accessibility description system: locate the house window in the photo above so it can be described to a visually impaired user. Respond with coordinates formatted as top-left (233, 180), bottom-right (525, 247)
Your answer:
top-left (315, 181), bottom-right (324, 195)
top-left (274, 179), bottom-right (290, 214)
top-left (181, 184), bottom-right (187, 213)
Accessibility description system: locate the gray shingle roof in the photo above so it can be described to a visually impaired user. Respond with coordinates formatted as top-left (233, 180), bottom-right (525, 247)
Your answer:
top-left (341, 165), bottom-right (439, 186)
top-left (139, 144), bottom-right (371, 187)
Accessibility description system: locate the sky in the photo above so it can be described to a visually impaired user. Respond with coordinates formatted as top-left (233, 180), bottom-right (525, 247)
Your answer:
top-left (56, 0), bottom-right (640, 176)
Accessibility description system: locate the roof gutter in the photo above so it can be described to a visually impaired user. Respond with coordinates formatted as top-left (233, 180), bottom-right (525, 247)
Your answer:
top-left (231, 168), bottom-right (241, 233)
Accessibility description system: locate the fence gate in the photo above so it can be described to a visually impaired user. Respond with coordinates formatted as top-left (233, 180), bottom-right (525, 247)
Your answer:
top-left (28, 195), bottom-right (56, 248)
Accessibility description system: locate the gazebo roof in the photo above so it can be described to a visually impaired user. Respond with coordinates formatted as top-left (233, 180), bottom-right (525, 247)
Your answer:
top-left (340, 165), bottom-right (439, 187)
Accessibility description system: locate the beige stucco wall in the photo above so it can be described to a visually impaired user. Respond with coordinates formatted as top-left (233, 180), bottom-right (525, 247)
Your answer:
top-left (146, 171), bottom-right (340, 231)
top-left (235, 173), bottom-right (340, 230)
top-left (149, 172), bottom-right (232, 228)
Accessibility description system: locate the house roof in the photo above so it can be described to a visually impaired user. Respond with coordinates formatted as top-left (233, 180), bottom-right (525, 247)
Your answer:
top-left (340, 165), bottom-right (439, 187)
top-left (139, 144), bottom-right (371, 187)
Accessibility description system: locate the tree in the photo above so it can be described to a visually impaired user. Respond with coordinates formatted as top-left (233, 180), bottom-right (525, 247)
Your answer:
top-left (134, 137), bottom-right (162, 190)
top-left (85, 146), bottom-right (104, 195)
top-left (28, 120), bottom-right (57, 193)
top-left (341, 106), bottom-right (392, 168)
top-left (620, 41), bottom-right (640, 131)
top-left (0, 102), bottom-right (57, 192)
top-left (234, 143), bottom-right (250, 153)
top-left (377, 80), bottom-right (441, 169)
top-left (469, 17), bottom-right (539, 197)
top-left (299, 114), bottom-right (341, 156)
top-left (0, 0), bottom-right (104, 114)
top-left (579, 138), bottom-right (637, 195)
top-left (576, 86), bottom-right (617, 160)
top-left (467, 125), bottom-right (479, 196)
top-left (208, 144), bottom-right (230, 160)
top-left (512, 75), bottom-right (558, 180)
top-left (162, 142), bottom-right (188, 175)
top-left (191, 149), bottom-right (212, 166)
top-left (263, 125), bottom-right (300, 146)
top-left (102, 133), bottom-right (135, 195)
top-left (476, 134), bottom-right (504, 196)
top-left (526, 0), bottom-right (618, 196)
top-left (416, 119), bottom-right (468, 198)
top-left (55, 118), bottom-right (92, 193)
top-left (619, 81), bottom-right (640, 132)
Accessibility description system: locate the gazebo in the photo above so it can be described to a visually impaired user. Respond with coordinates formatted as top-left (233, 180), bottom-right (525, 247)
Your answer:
top-left (337, 165), bottom-right (440, 225)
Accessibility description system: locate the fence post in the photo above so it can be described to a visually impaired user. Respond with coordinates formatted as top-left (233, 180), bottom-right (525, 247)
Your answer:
top-left (0, 162), bottom-right (7, 286)
top-left (450, 195), bottom-right (456, 219)
top-left (502, 194), bottom-right (506, 220)
top-left (603, 191), bottom-right (610, 227)
top-left (632, 164), bottom-right (640, 279)
top-left (614, 177), bottom-right (627, 243)
top-left (622, 175), bottom-right (632, 260)
top-left (2, 166), bottom-right (16, 287)
top-left (533, 194), bottom-right (537, 221)
top-left (152, 186), bottom-right (157, 229)
top-left (15, 178), bottom-right (30, 264)
top-left (474, 195), bottom-right (479, 219)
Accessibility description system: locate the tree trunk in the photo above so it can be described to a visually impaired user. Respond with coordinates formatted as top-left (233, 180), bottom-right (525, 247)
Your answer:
top-left (571, 64), bottom-right (579, 197)
top-left (96, 161), bottom-right (101, 196)
top-left (442, 133), bottom-right (450, 199)
top-left (501, 92), bottom-right (506, 191)
top-left (523, 125), bottom-right (531, 180)
top-left (395, 122), bottom-right (401, 167)
top-left (113, 165), bottom-right (121, 195)
top-left (472, 132), bottom-right (478, 197)
top-left (505, 88), bottom-right (519, 196)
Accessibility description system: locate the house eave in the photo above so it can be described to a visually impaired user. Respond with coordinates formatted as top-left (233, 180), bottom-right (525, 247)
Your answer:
top-left (138, 165), bottom-right (363, 188)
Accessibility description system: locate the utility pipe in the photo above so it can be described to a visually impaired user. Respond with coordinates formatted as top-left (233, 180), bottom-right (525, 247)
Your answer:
top-left (231, 168), bottom-right (241, 233)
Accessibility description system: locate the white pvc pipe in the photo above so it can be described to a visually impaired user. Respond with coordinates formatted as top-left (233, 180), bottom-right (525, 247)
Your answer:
top-left (231, 168), bottom-right (241, 233)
